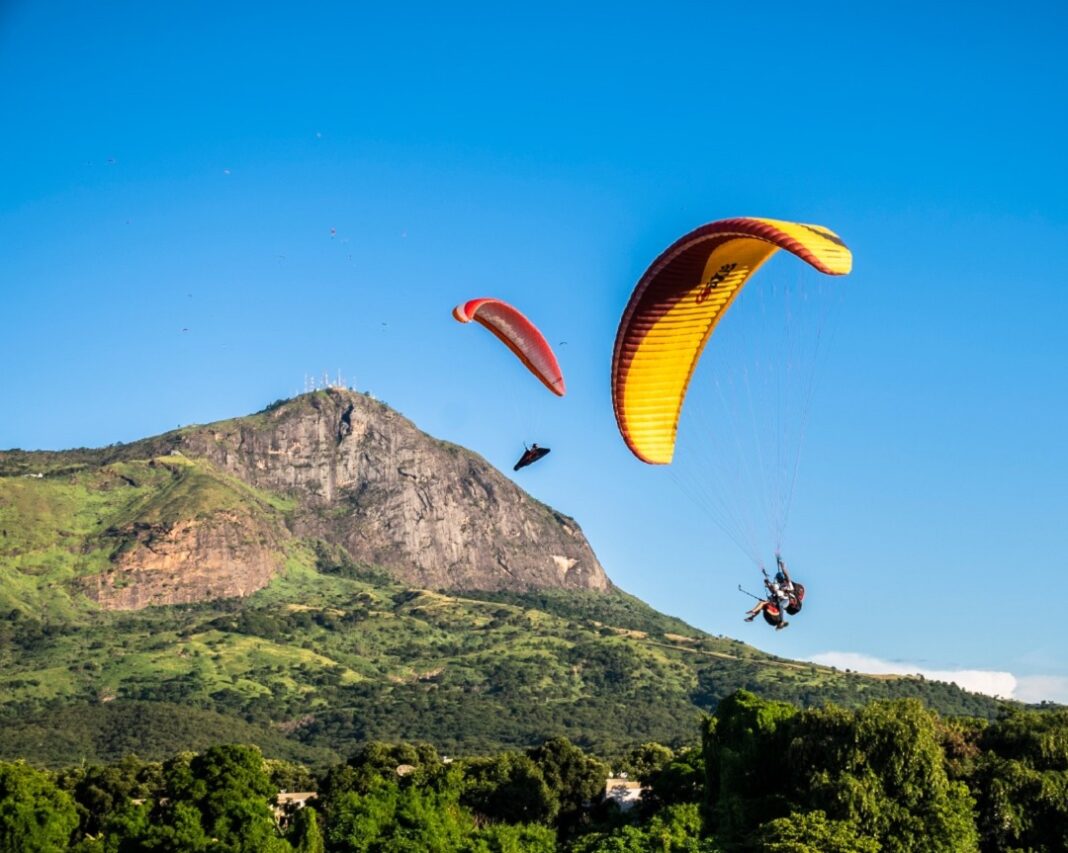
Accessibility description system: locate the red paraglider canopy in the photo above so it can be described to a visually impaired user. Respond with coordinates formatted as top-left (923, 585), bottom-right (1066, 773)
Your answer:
top-left (452, 298), bottom-right (566, 396)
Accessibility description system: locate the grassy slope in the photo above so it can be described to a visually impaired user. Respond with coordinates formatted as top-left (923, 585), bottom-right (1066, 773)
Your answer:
top-left (0, 406), bottom-right (1011, 766)
top-left (0, 549), bottom-right (1006, 767)
top-left (0, 455), bottom-right (293, 616)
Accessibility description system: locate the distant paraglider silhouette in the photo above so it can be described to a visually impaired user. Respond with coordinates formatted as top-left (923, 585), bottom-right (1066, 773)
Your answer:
top-left (513, 443), bottom-right (550, 471)
top-left (453, 298), bottom-right (565, 473)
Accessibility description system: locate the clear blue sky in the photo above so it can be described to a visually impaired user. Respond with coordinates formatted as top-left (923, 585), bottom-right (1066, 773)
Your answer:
top-left (3, 1), bottom-right (1067, 700)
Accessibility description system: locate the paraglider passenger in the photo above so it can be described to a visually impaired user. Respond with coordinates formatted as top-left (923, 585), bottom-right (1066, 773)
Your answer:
top-left (743, 584), bottom-right (790, 630)
top-left (743, 556), bottom-right (796, 630)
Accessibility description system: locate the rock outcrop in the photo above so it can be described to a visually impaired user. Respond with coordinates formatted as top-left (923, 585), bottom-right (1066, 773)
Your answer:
top-left (82, 510), bottom-right (284, 609)
top-left (131, 389), bottom-right (610, 593)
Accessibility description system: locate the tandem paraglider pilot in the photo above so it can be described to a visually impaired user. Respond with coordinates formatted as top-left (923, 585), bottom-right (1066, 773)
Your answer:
top-left (743, 555), bottom-right (805, 630)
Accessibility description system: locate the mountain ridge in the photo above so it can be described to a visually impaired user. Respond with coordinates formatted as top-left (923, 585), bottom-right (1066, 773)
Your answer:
top-left (0, 390), bottom-right (1014, 766)
top-left (0, 388), bottom-right (608, 610)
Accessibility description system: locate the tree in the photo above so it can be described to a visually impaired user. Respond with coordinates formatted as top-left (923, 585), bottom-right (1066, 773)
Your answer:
top-left (57, 755), bottom-right (157, 842)
top-left (461, 752), bottom-right (556, 825)
top-left (979, 708), bottom-right (1068, 770)
top-left (968, 708), bottom-right (1068, 852)
top-left (461, 822), bottom-right (556, 852)
top-left (348, 741), bottom-right (443, 786)
top-left (324, 779), bottom-right (400, 853)
top-left (701, 689), bottom-right (797, 838)
top-left (617, 743), bottom-right (675, 782)
top-left (326, 770), bottom-right (475, 853)
top-left (793, 700), bottom-right (978, 852)
top-left (267, 759), bottom-right (317, 794)
top-left (528, 737), bottom-right (609, 831)
top-left (321, 740), bottom-right (444, 812)
top-left (643, 747), bottom-right (704, 813)
top-left (138, 801), bottom-right (212, 852)
top-left (288, 805), bottom-right (325, 853)
top-left (69, 802), bottom-right (153, 853)
top-left (702, 692), bottom-right (979, 852)
top-left (757, 810), bottom-right (879, 853)
top-left (569, 803), bottom-right (716, 852)
top-left (157, 744), bottom-right (291, 853)
top-left (0, 761), bottom-right (78, 853)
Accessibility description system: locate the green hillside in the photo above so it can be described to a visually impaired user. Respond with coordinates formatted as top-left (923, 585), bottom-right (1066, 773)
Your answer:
top-left (0, 453), bottom-right (293, 615)
top-left (0, 401), bottom-right (1015, 768)
top-left (0, 547), bottom-right (1006, 767)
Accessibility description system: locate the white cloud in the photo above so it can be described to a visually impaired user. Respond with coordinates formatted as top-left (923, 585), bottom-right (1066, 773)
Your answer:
top-left (1014, 675), bottom-right (1068, 705)
top-left (807, 651), bottom-right (1021, 700)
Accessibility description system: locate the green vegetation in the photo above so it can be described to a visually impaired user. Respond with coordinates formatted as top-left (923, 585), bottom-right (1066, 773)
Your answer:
top-left (0, 418), bottom-right (1032, 767)
top-left (1, 696), bottom-right (1064, 851)
top-left (0, 702), bottom-right (335, 768)
top-left (703, 692), bottom-right (978, 850)
top-left (0, 760), bottom-right (78, 852)
top-left (0, 454), bottom-right (290, 617)
top-left (0, 466), bottom-right (1013, 766)
top-left (0, 555), bottom-right (1011, 765)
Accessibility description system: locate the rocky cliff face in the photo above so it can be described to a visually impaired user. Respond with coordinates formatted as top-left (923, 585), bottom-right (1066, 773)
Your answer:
top-left (134, 389), bottom-right (609, 594)
top-left (82, 510), bottom-right (285, 610)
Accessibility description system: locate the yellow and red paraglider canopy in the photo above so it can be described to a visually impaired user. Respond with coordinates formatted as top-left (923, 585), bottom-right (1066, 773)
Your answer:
top-left (611, 217), bottom-right (852, 464)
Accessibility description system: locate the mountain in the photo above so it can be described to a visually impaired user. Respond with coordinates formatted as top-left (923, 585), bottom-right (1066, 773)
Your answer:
top-left (0, 389), bottom-right (607, 612)
top-left (0, 390), bottom-right (1009, 767)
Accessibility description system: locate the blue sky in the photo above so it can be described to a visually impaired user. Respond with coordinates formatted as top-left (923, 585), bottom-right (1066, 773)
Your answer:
top-left (3, 1), bottom-right (1067, 701)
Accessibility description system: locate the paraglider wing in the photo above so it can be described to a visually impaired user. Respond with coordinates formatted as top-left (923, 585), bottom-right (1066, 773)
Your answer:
top-left (611, 217), bottom-right (852, 464)
top-left (453, 298), bottom-right (565, 396)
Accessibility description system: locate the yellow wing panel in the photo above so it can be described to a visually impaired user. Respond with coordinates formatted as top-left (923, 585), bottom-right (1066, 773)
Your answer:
top-left (751, 217), bottom-right (853, 275)
top-left (620, 238), bottom-right (778, 463)
top-left (613, 216), bottom-right (852, 464)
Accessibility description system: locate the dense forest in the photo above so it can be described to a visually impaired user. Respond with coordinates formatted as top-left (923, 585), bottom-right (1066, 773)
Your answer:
top-left (2, 691), bottom-right (1064, 852)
